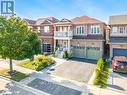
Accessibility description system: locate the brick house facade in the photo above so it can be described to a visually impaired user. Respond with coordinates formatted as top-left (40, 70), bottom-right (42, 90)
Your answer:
top-left (107, 15), bottom-right (127, 59)
top-left (25, 15), bottom-right (106, 60)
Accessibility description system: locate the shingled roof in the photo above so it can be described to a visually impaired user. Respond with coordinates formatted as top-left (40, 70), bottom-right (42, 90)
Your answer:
top-left (108, 15), bottom-right (127, 25)
top-left (36, 17), bottom-right (59, 25)
top-left (54, 18), bottom-right (72, 25)
top-left (71, 16), bottom-right (104, 24)
top-left (24, 19), bottom-right (36, 25)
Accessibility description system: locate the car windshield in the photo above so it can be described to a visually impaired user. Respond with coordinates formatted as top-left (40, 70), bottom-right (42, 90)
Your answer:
top-left (117, 61), bottom-right (127, 66)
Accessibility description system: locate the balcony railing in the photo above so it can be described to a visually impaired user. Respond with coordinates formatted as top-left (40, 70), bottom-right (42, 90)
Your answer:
top-left (54, 31), bottom-right (73, 39)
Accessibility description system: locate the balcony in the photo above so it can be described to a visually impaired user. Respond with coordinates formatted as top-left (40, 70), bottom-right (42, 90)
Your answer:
top-left (54, 31), bottom-right (73, 39)
top-left (38, 29), bottom-right (54, 38)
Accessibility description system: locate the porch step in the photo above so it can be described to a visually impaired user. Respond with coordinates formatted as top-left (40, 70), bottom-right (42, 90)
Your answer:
top-left (55, 50), bottom-right (64, 59)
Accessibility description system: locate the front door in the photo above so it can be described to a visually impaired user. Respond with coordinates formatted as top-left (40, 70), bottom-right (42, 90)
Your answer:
top-left (43, 44), bottom-right (51, 53)
top-left (63, 41), bottom-right (68, 51)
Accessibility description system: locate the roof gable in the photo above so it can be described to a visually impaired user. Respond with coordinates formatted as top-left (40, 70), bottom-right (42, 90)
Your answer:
top-left (36, 17), bottom-right (59, 25)
top-left (109, 15), bottom-right (127, 25)
top-left (71, 16), bottom-right (104, 24)
top-left (54, 18), bottom-right (72, 25)
top-left (24, 19), bottom-right (36, 25)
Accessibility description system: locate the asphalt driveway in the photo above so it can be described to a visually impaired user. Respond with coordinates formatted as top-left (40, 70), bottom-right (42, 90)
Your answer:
top-left (52, 59), bottom-right (96, 83)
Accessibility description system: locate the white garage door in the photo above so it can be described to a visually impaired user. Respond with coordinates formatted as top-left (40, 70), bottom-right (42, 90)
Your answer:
top-left (72, 46), bottom-right (86, 58)
top-left (86, 47), bottom-right (100, 60)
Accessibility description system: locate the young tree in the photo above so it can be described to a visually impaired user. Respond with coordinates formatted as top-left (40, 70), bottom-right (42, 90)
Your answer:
top-left (0, 16), bottom-right (41, 73)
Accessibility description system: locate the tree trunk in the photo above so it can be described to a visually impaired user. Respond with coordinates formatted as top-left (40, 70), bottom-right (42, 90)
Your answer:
top-left (9, 58), bottom-right (13, 73)
top-left (30, 56), bottom-right (34, 61)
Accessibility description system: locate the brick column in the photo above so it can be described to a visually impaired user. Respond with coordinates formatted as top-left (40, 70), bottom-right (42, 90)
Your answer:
top-left (54, 39), bottom-right (56, 51)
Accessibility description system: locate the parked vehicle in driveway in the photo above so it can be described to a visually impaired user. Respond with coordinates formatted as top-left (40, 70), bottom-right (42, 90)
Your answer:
top-left (112, 56), bottom-right (127, 73)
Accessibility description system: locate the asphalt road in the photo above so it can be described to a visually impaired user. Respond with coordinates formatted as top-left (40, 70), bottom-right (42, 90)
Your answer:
top-left (27, 78), bottom-right (81, 95)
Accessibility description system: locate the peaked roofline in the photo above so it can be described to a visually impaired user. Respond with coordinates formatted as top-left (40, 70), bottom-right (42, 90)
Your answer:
top-left (24, 18), bottom-right (36, 25)
top-left (71, 15), bottom-right (105, 24)
top-left (108, 15), bottom-right (127, 25)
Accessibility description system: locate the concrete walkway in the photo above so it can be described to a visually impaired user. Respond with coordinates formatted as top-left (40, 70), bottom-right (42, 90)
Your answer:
top-left (107, 70), bottom-right (127, 93)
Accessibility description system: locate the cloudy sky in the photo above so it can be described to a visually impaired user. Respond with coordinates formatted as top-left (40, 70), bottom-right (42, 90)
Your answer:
top-left (15, 0), bottom-right (127, 23)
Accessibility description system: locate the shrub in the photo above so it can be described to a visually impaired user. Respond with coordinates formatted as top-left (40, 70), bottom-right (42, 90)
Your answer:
top-left (93, 67), bottom-right (101, 85)
top-left (63, 51), bottom-right (72, 59)
top-left (93, 58), bottom-right (109, 88)
top-left (47, 57), bottom-right (55, 64)
top-left (41, 60), bottom-right (48, 67)
top-left (36, 62), bottom-right (44, 71)
top-left (93, 58), bottom-right (104, 85)
top-left (63, 51), bottom-right (68, 59)
top-left (44, 52), bottom-right (48, 56)
top-left (96, 58), bottom-right (104, 71)
top-left (20, 56), bottom-right (55, 71)
top-left (100, 65), bottom-right (109, 88)
top-left (38, 57), bottom-right (43, 62)
top-left (68, 52), bottom-right (72, 59)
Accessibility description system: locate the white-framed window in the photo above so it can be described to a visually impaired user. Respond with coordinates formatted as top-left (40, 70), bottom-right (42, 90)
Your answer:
top-left (112, 27), bottom-right (118, 34)
top-left (44, 26), bottom-right (49, 32)
top-left (91, 25), bottom-right (100, 34)
top-left (118, 26), bottom-right (124, 34)
top-left (75, 26), bottom-right (85, 35)
top-left (63, 27), bottom-right (67, 32)
top-left (37, 26), bottom-right (40, 33)
top-left (125, 27), bottom-right (127, 33)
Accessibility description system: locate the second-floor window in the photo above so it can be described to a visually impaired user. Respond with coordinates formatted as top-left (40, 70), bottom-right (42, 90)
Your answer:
top-left (112, 26), bottom-right (127, 34)
top-left (91, 25), bottom-right (100, 34)
top-left (44, 26), bottom-right (49, 32)
top-left (119, 27), bottom-right (124, 34)
top-left (126, 27), bottom-right (127, 33)
top-left (37, 26), bottom-right (40, 33)
top-left (112, 27), bottom-right (117, 34)
top-left (75, 26), bottom-right (85, 35)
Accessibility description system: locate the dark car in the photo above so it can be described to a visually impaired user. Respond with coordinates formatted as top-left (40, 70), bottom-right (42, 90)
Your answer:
top-left (112, 56), bottom-right (127, 73)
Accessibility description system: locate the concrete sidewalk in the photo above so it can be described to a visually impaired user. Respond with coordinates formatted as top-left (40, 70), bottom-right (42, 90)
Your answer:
top-left (0, 59), bottom-right (36, 74)
top-left (0, 76), bottom-right (47, 95)
top-left (20, 72), bottom-right (88, 95)
top-left (87, 68), bottom-right (127, 95)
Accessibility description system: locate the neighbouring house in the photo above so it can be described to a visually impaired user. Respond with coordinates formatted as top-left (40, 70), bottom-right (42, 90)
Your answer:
top-left (108, 15), bottom-right (127, 59)
top-left (24, 19), bottom-right (38, 32)
top-left (25, 17), bottom-right (59, 53)
top-left (36, 17), bottom-right (59, 53)
top-left (54, 16), bottom-right (106, 60)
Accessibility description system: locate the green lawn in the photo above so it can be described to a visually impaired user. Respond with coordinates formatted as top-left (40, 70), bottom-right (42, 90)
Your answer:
top-left (19, 56), bottom-right (55, 71)
top-left (0, 69), bottom-right (28, 82)
top-left (11, 71), bottom-right (28, 82)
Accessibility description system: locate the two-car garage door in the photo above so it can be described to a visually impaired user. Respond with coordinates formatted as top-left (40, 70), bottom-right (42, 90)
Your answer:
top-left (113, 48), bottom-right (127, 57)
top-left (73, 47), bottom-right (86, 58)
top-left (86, 47), bottom-right (100, 60)
top-left (72, 47), bottom-right (101, 60)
